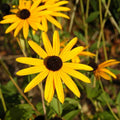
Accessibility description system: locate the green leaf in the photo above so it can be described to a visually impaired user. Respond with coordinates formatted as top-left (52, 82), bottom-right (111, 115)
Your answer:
top-left (116, 92), bottom-right (120, 117)
top-left (74, 31), bottom-right (85, 42)
top-left (93, 111), bottom-right (115, 120)
top-left (86, 11), bottom-right (99, 23)
top-left (97, 92), bottom-right (114, 106)
top-left (5, 104), bottom-right (34, 120)
top-left (49, 97), bottom-right (62, 115)
top-left (1, 77), bottom-right (18, 96)
top-left (63, 110), bottom-right (80, 120)
top-left (86, 82), bottom-right (101, 99)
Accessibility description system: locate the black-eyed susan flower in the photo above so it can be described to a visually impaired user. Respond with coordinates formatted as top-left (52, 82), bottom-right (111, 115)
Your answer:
top-left (32, 0), bottom-right (70, 32)
top-left (89, 59), bottom-right (120, 80)
top-left (0, 0), bottom-right (44, 39)
top-left (16, 31), bottom-right (93, 103)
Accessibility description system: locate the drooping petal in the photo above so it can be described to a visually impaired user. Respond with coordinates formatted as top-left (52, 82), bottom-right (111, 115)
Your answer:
top-left (23, 20), bottom-right (29, 39)
top-left (46, 15), bottom-right (62, 29)
top-left (16, 66), bottom-right (46, 76)
top-left (100, 68), bottom-right (117, 79)
top-left (53, 31), bottom-right (60, 55)
top-left (45, 71), bottom-right (54, 103)
top-left (14, 20), bottom-right (24, 37)
top-left (24, 70), bottom-right (49, 92)
top-left (98, 71), bottom-right (111, 80)
top-left (28, 40), bottom-right (47, 58)
top-left (62, 65), bottom-right (91, 83)
top-left (63, 63), bottom-right (93, 71)
top-left (42, 17), bottom-right (48, 32)
top-left (60, 70), bottom-right (80, 97)
top-left (5, 21), bottom-right (20, 33)
top-left (16, 57), bottom-right (44, 65)
top-left (60, 37), bottom-right (77, 59)
top-left (62, 46), bottom-right (84, 62)
top-left (42, 32), bottom-right (53, 55)
top-left (54, 71), bottom-right (64, 103)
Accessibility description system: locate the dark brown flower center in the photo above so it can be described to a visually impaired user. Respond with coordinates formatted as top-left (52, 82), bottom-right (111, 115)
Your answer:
top-left (17, 9), bottom-right (30, 19)
top-left (44, 56), bottom-right (63, 71)
top-left (89, 62), bottom-right (98, 71)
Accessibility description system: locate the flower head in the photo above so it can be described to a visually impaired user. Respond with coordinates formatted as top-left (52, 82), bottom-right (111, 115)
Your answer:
top-left (0, 0), bottom-right (44, 39)
top-left (16, 31), bottom-right (93, 103)
top-left (89, 59), bottom-right (120, 80)
top-left (32, 0), bottom-right (70, 32)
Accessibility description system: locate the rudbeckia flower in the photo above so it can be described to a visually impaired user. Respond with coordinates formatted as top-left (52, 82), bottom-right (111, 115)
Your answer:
top-left (89, 59), bottom-right (120, 80)
top-left (16, 31), bottom-right (93, 103)
top-left (0, 0), bottom-right (44, 39)
top-left (32, 0), bottom-right (70, 32)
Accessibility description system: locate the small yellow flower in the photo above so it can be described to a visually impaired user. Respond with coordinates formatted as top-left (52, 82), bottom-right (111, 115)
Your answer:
top-left (32, 0), bottom-right (70, 32)
top-left (89, 59), bottom-right (120, 80)
top-left (16, 31), bottom-right (93, 103)
top-left (0, 0), bottom-right (44, 39)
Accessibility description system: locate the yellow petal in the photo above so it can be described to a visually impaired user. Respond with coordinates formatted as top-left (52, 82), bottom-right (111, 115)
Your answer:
top-left (49, 7), bottom-right (70, 11)
top-left (60, 71), bottom-right (80, 97)
top-left (5, 21), bottom-right (20, 33)
top-left (62, 65), bottom-right (91, 83)
top-left (16, 57), bottom-right (44, 65)
top-left (62, 46), bottom-right (84, 62)
top-left (28, 40), bottom-right (47, 58)
top-left (3, 14), bottom-right (17, 19)
top-left (16, 66), bottom-right (46, 76)
top-left (46, 15), bottom-right (62, 29)
top-left (100, 68), bottom-right (117, 79)
top-left (98, 71), bottom-right (111, 80)
top-left (99, 59), bottom-right (117, 68)
top-left (63, 63), bottom-right (93, 71)
top-left (42, 32), bottom-right (53, 55)
top-left (14, 20), bottom-right (24, 37)
top-left (30, 0), bottom-right (41, 11)
top-left (0, 16), bottom-right (18, 23)
top-left (79, 51), bottom-right (95, 57)
top-left (49, 12), bottom-right (70, 19)
top-left (54, 71), bottom-right (64, 103)
top-left (53, 31), bottom-right (60, 55)
top-left (72, 56), bottom-right (80, 63)
top-left (52, 1), bottom-right (69, 7)
top-left (42, 17), bottom-right (48, 32)
top-left (60, 37), bottom-right (77, 59)
top-left (24, 70), bottom-right (48, 92)
top-left (23, 20), bottom-right (29, 39)
top-left (45, 71), bottom-right (54, 103)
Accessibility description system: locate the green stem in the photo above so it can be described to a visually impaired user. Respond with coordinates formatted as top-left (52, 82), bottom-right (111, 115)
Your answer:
top-left (57, 98), bottom-right (61, 116)
top-left (99, 80), bottom-right (119, 120)
top-left (0, 59), bottom-right (40, 115)
top-left (80, 0), bottom-right (88, 46)
top-left (38, 83), bottom-right (46, 116)
top-left (0, 86), bottom-right (7, 112)
top-left (69, 0), bottom-right (79, 32)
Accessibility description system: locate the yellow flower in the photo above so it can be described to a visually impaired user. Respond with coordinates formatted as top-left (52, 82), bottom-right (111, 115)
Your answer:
top-left (0, 0), bottom-right (44, 39)
top-left (61, 40), bottom-right (95, 63)
top-left (89, 60), bottom-right (120, 80)
top-left (16, 31), bottom-right (93, 103)
top-left (32, 0), bottom-right (70, 32)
